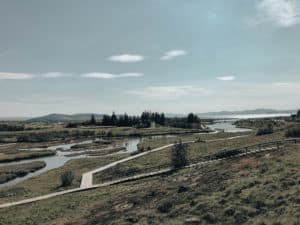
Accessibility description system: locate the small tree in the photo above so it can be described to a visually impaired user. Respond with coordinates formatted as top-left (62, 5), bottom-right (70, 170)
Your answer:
top-left (171, 140), bottom-right (188, 169)
top-left (89, 114), bottom-right (96, 125)
top-left (60, 171), bottom-right (74, 187)
top-left (111, 112), bottom-right (118, 126)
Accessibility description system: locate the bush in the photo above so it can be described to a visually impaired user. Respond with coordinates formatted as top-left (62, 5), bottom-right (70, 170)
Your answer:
top-left (285, 127), bottom-right (300, 137)
top-left (171, 140), bottom-right (188, 169)
top-left (256, 125), bottom-right (273, 136)
top-left (0, 124), bottom-right (24, 131)
top-left (65, 122), bottom-right (78, 128)
top-left (60, 171), bottom-right (74, 187)
top-left (211, 148), bottom-right (242, 159)
top-left (157, 201), bottom-right (173, 213)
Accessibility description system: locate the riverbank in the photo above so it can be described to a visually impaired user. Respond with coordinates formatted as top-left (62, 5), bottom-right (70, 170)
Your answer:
top-left (0, 150), bottom-right (55, 163)
top-left (0, 161), bottom-right (46, 184)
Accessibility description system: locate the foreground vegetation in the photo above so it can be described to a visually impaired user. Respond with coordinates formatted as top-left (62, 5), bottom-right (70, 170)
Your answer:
top-left (0, 143), bottom-right (298, 224)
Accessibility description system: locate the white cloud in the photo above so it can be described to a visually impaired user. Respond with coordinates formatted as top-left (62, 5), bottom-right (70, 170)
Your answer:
top-left (129, 85), bottom-right (207, 100)
top-left (0, 73), bottom-right (34, 80)
top-left (271, 82), bottom-right (300, 88)
top-left (108, 54), bottom-right (144, 63)
top-left (160, 50), bottom-right (187, 60)
top-left (271, 82), bottom-right (291, 87)
top-left (41, 72), bottom-right (70, 78)
top-left (217, 76), bottom-right (235, 81)
top-left (81, 72), bottom-right (144, 79)
top-left (256, 0), bottom-right (300, 27)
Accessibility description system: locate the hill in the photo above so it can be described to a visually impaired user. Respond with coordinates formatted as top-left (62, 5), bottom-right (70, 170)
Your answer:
top-left (27, 113), bottom-right (104, 122)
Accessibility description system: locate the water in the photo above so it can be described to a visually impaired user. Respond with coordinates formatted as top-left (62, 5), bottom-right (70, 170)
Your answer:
top-left (121, 135), bottom-right (176, 153)
top-left (206, 120), bottom-right (252, 133)
top-left (207, 113), bottom-right (291, 119)
top-left (0, 153), bottom-right (88, 188)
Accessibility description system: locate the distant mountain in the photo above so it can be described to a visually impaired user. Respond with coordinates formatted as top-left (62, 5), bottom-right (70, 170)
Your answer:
top-left (197, 109), bottom-right (297, 118)
top-left (0, 117), bottom-right (31, 121)
top-left (27, 113), bottom-right (104, 122)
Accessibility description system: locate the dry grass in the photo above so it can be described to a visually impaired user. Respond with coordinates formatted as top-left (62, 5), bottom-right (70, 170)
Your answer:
top-left (0, 144), bottom-right (298, 225)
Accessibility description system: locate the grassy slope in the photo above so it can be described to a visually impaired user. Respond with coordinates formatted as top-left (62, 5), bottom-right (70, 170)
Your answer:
top-left (0, 144), bottom-right (298, 225)
top-left (94, 131), bottom-right (284, 183)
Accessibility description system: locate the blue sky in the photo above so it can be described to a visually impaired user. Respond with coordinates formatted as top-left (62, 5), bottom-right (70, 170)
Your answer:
top-left (0, 0), bottom-right (299, 117)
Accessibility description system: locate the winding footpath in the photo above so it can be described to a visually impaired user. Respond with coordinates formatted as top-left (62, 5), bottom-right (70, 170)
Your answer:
top-left (1, 136), bottom-right (297, 209)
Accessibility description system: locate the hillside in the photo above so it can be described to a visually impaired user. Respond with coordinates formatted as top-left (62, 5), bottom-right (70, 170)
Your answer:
top-left (27, 113), bottom-right (104, 122)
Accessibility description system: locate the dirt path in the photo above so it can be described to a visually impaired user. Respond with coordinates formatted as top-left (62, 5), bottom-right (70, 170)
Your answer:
top-left (80, 142), bottom-right (180, 188)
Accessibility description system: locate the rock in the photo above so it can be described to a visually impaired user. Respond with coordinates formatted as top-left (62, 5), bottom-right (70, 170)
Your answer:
top-left (185, 217), bottom-right (201, 224)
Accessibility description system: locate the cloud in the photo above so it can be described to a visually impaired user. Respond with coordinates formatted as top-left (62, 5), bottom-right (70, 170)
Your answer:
top-left (255, 0), bottom-right (300, 27)
top-left (217, 76), bottom-right (235, 81)
top-left (270, 82), bottom-right (300, 88)
top-left (271, 82), bottom-right (290, 87)
top-left (160, 50), bottom-right (187, 60)
top-left (108, 54), bottom-right (144, 63)
top-left (129, 85), bottom-right (207, 100)
top-left (0, 73), bottom-right (34, 80)
top-left (81, 72), bottom-right (144, 79)
top-left (41, 72), bottom-right (70, 78)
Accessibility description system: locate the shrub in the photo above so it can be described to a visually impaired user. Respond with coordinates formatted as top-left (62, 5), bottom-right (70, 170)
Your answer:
top-left (157, 201), bottom-right (173, 213)
top-left (0, 124), bottom-right (24, 131)
top-left (65, 122), bottom-right (78, 128)
top-left (211, 148), bottom-right (242, 159)
top-left (60, 171), bottom-right (74, 187)
top-left (256, 124), bottom-right (274, 136)
top-left (202, 212), bottom-right (216, 223)
top-left (171, 140), bottom-right (188, 169)
top-left (285, 126), bottom-right (300, 137)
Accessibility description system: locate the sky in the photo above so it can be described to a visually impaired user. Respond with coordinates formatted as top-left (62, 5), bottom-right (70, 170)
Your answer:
top-left (0, 0), bottom-right (300, 117)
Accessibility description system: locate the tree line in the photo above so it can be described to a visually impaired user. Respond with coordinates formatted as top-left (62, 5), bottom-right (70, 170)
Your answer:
top-left (66, 111), bottom-right (166, 128)
top-left (67, 112), bottom-right (202, 129)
